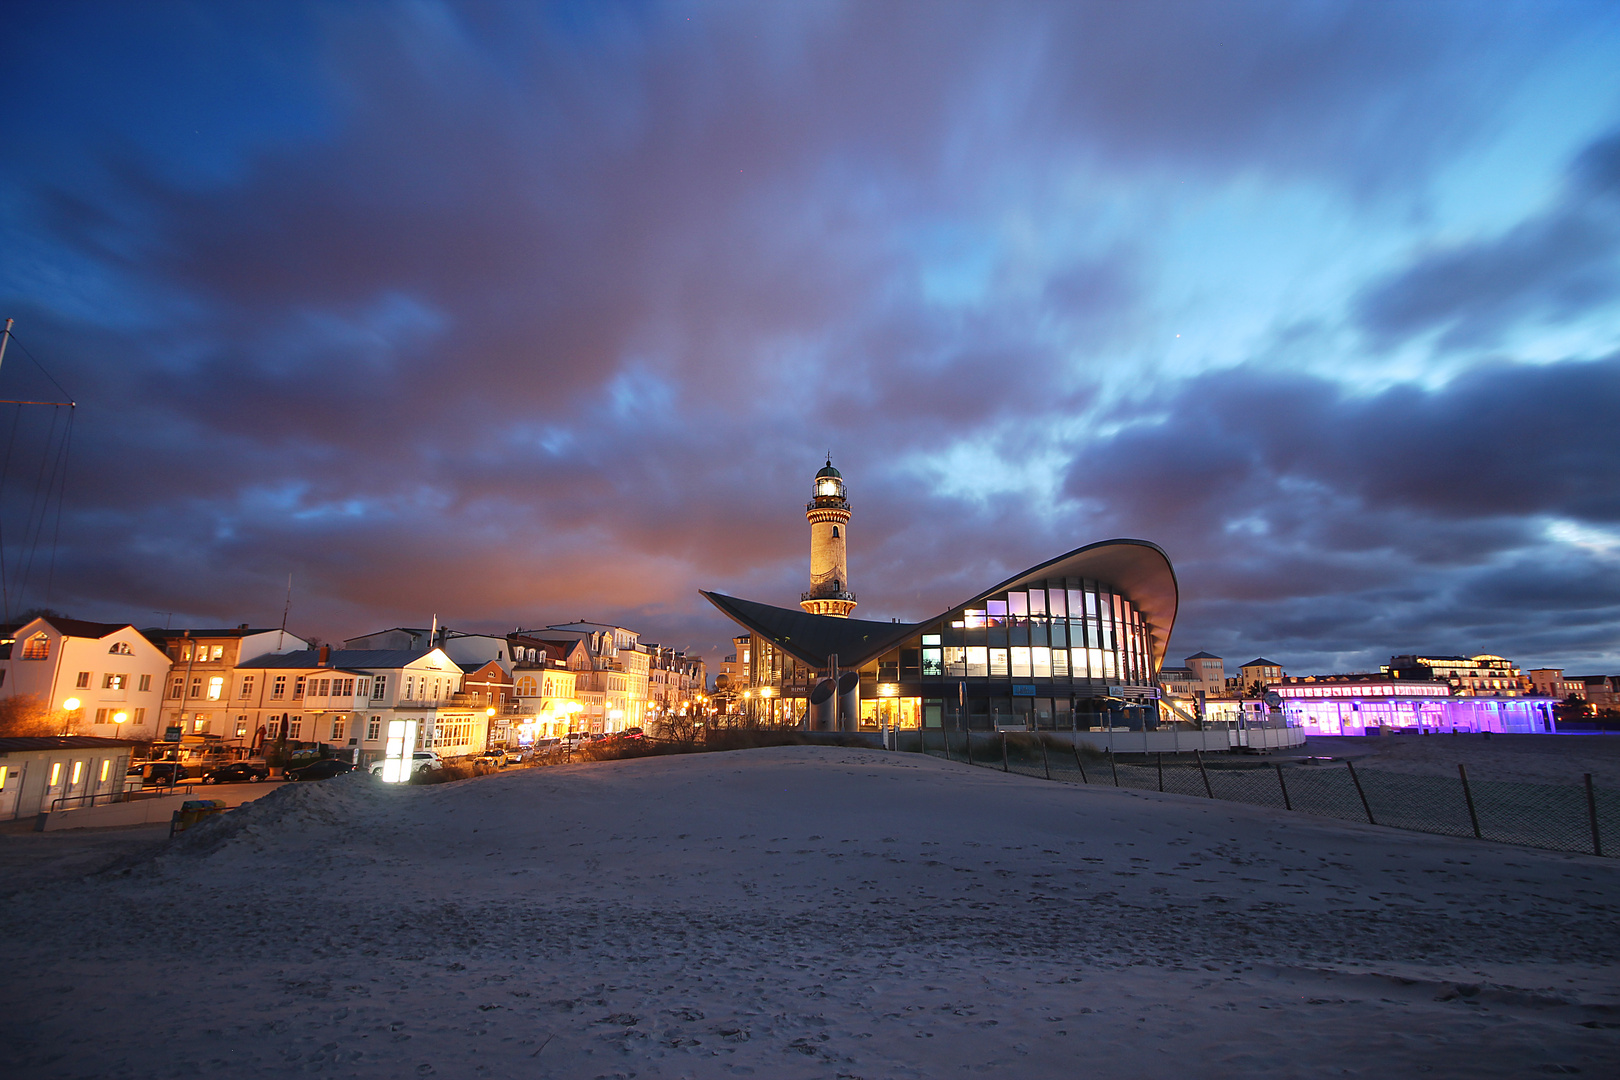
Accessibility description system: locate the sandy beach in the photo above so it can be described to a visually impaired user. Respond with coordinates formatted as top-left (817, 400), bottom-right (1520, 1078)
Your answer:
top-left (3, 745), bottom-right (1618, 1078)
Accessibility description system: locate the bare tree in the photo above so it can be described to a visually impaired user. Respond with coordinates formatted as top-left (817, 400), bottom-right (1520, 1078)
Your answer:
top-left (0, 694), bottom-right (66, 737)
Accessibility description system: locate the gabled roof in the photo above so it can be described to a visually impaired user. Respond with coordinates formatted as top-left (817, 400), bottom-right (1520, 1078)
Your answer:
top-left (700, 593), bottom-right (921, 671)
top-left (1185, 651), bottom-right (1222, 660)
top-left (25, 617), bottom-right (133, 639)
top-left (236, 649), bottom-right (464, 672)
top-left (1243, 658), bottom-right (1282, 667)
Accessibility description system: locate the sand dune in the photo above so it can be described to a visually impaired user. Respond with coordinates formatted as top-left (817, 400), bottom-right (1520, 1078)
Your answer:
top-left (4, 745), bottom-right (1618, 1078)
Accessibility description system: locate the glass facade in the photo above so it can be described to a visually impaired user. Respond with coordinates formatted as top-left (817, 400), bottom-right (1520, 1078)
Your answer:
top-left (733, 576), bottom-right (1164, 734)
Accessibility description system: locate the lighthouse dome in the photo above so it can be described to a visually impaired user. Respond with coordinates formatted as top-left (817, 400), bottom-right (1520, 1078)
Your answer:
top-left (815, 459), bottom-right (842, 480)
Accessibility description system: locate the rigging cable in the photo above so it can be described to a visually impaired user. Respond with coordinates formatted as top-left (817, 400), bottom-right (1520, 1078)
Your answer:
top-left (42, 406), bottom-right (73, 609)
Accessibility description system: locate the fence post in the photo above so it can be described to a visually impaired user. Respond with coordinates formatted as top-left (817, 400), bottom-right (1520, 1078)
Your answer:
top-left (1110, 748), bottom-right (1119, 787)
top-left (1195, 749), bottom-right (1213, 799)
top-left (1346, 760), bottom-right (1376, 825)
top-left (1040, 738), bottom-right (1051, 780)
top-left (1587, 774), bottom-right (1604, 857)
top-left (1458, 763), bottom-right (1482, 839)
top-left (1000, 732), bottom-right (1009, 773)
top-left (1156, 752), bottom-right (1164, 792)
top-left (1073, 741), bottom-right (1088, 784)
top-left (1274, 762), bottom-right (1292, 811)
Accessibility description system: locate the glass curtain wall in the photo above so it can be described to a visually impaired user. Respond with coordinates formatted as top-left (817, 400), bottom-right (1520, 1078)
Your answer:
top-left (915, 577), bottom-right (1158, 733)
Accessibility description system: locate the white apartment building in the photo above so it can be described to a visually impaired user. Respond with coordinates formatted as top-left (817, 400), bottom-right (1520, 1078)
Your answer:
top-left (232, 646), bottom-right (480, 765)
top-left (538, 622), bottom-right (651, 733)
top-left (146, 626), bottom-right (311, 747)
top-left (1, 618), bottom-right (172, 740)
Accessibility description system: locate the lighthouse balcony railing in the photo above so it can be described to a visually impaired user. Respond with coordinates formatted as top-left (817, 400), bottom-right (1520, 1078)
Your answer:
top-left (802, 588), bottom-right (857, 603)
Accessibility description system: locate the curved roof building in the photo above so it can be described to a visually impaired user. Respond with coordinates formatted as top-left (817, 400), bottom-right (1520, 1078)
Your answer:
top-left (703, 537), bottom-right (1178, 734)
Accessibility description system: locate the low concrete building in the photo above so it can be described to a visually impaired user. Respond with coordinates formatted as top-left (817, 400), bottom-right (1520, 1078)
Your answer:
top-left (0, 736), bottom-right (136, 821)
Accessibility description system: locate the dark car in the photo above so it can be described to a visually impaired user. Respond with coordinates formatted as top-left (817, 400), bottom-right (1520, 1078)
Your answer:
top-left (130, 761), bottom-right (189, 787)
top-left (284, 758), bottom-right (355, 782)
top-left (201, 761), bottom-right (270, 784)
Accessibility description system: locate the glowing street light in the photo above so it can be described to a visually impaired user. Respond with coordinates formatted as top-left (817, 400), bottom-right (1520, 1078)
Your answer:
top-left (113, 711), bottom-right (128, 725)
top-left (62, 697), bottom-right (81, 711)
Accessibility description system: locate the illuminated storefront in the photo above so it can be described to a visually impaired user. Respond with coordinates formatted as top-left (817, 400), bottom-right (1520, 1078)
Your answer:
top-left (703, 538), bottom-right (1177, 734)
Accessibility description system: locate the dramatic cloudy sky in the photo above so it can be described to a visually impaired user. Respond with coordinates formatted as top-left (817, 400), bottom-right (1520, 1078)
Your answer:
top-left (4, 0), bottom-right (1620, 676)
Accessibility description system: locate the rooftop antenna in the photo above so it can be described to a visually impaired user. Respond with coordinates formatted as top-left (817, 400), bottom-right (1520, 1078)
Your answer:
top-left (278, 573), bottom-right (292, 650)
top-left (152, 610), bottom-right (175, 630)
top-left (430, 613), bottom-right (438, 647)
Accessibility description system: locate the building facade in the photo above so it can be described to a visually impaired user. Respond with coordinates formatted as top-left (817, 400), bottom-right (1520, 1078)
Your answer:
top-left (1386, 654), bottom-right (1529, 696)
top-left (1, 618), bottom-right (172, 741)
top-left (146, 627), bottom-right (310, 750)
top-left (706, 537), bottom-right (1178, 735)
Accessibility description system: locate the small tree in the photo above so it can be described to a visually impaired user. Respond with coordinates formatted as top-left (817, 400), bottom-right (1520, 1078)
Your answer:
top-left (0, 694), bottom-right (65, 737)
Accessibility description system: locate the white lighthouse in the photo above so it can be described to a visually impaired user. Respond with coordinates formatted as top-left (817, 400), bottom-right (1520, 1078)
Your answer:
top-left (800, 457), bottom-right (857, 618)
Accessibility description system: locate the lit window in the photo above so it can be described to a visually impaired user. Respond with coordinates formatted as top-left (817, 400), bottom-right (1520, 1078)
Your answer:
top-left (211, 645), bottom-right (224, 661)
top-left (21, 633), bottom-right (50, 660)
top-left (104, 673), bottom-right (127, 690)
top-left (207, 676), bottom-right (224, 700)
top-left (109, 641), bottom-right (133, 655)
top-left (235, 717), bottom-right (248, 737)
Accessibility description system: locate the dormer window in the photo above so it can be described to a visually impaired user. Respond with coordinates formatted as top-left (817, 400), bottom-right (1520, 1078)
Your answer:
top-left (20, 633), bottom-right (49, 660)
top-left (109, 641), bottom-right (133, 655)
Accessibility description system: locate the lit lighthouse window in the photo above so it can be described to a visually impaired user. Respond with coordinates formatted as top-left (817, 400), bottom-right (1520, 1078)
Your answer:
top-left (817, 478), bottom-right (839, 497)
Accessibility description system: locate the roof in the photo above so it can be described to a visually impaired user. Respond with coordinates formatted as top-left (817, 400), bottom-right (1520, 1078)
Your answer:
top-left (703, 538), bottom-right (1180, 672)
top-left (815, 458), bottom-right (842, 479)
top-left (23, 617), bottom-right (132, 639)
top-left (699, 593), bottom-right (922, 671)
top-left (1243, 658), bottom-right (1282, 667)
top-left (142, 627), bottom-right (287, 640)
top-left (1185, 651), bottom-right (1222, 660)
top-left (0, 736), bottom-right (140, 751)
top-left (235, 649), bottom-right (464, 672)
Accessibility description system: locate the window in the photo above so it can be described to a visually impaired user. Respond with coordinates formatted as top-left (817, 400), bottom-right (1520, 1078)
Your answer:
top-left (105, 673), bottom-right (127, 690)
top-left (288, 719), bottom-right (302, 740)
top-left (76, 671), bottom-right (91, 688)
top-left (21, 633), bottom-right (50, 660)
top-left (357, 678), bottom-right (370, 698)
top-left (293, 676), bottom-right (305, 699)
top-left (191, 718), bottom-right (206, 733)
top-left (207, 676), bottom-right (223, 700)
top-left (240, 676), bottom-right (255, 698)
top-left (405, 675), bottom-right (415, 700)
top-left (367, 716), bottom-right (381, 741)
top-left (100, 759), bottom-right (110, 783)
top-left (48, 762), bottom-right (62, 787)
top-left (181, 642), bottom-right (194, 662)
top-left (189, 677), bottom-right (203, 698)
top-left (133, 708), bottom-right (145, 725)
top-left (168, 677), bottom-right (183, 700)
top-left (372, 676), bottom-right (387, 700)
top-left (109, 641), bottom-right (132, 655)
top-left (210, 645), bottom-right (224, 661)
top-left (235, 717), bottom-right (248, 738)
top-left (332, 718), bottom-right (345, 742)
top-left (71, 761), bottom-right (83, 785)
top-left (272, 676), bottom-right (286, 700)
top-left (138, 674), bottom-right (151, 692)
top-left (831, 525), bottom-right (840, 538)
top-left (95, 708), bottom-right (108, 723)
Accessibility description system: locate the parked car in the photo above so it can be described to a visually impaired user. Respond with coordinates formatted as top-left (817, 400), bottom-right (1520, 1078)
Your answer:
top-left (501, 745), bottom-right (530, 765)
top-left (614, 727), bottom-right (646, 742)
top-left (201, 761), bottom-right (271, 784)
top-left (368, 750), bottom-right (444, 778)
top-left (129, 761), bottom-right (188, 787)
top-left (285, 758), bottom-right (355, 782)
top-left (562, 732), bottom-right (590, 747)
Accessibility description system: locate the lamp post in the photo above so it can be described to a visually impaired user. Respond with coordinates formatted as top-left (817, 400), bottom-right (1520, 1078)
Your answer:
top-left (60, 696), bottom-right (82, 736)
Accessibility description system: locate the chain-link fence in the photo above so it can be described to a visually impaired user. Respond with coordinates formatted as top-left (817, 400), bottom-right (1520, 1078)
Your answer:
top-left (903, 729), bottom-right (1618, 858)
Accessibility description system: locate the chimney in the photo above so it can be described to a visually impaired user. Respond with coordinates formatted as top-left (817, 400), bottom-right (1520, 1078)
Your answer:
top-left (319, 643), bottom-right (331, 667)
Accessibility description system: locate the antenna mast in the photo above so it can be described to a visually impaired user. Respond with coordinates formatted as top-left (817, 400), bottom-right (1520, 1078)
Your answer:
top-left (278, 573), bottom-right (292, 650)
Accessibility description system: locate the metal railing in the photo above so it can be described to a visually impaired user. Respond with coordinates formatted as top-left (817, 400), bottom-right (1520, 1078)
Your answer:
top-left (912, 729), bottom-right (1616, 858)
